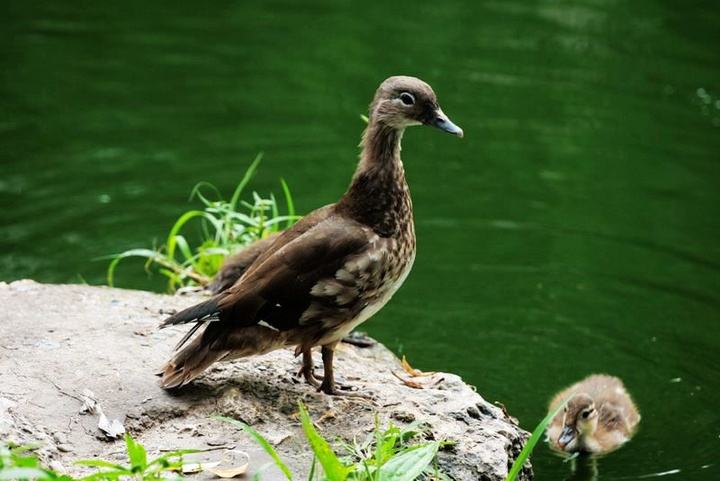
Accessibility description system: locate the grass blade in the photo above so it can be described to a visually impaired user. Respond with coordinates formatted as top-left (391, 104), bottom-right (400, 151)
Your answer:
top-left (213, 416), bottom-right (293, 481)
top-left (166, 210), bottom-right (208, 261)
top-left (506, 399), bottom-right (570, 481)
top-left (189, 181), bottom-right (222, 205)
top-left (280, 178), bottom-right (295, 228)
top-left (298, 403), bottom-right (350, 481)
top-left (105, 248), bottom-right (161, 287)
top-left (229, 153), bottom-right (263, 212)
top-left (0, 467), bottom-right (54, 480)
top-left (125, 434), bottom-right (147, 471)
top-left (376, 442), bottom-right (439, 481)
top-left (75, 459), bottom-right (126, 470)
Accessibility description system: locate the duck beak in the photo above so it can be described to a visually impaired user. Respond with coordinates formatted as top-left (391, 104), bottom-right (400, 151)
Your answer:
top-left (430, 108), bottom-right (464, 138)
top-left (558, 426), bottom-right (576, 449)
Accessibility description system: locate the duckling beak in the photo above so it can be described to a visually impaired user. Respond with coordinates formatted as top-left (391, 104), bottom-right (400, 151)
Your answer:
top-left (558, 426), bottom-right (576, 449)
top-left (429, 108), bottom-right (464, 138)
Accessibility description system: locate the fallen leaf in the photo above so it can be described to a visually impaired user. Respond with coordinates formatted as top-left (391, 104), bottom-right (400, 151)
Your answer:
top-left (182, 461), bottom-right (220, 474)
top-left (207, 450), bottom-right (249, 478)
top-left (315, 410), bottom-right (335, 425)
top-left (97, 412), bottom-right (125, 439)
top-left (207, 464), bottom-right (248, 478)
top-left (401, 356), bottom-right (436, 378)
top-left (392, 371), bottom-right (424, 389)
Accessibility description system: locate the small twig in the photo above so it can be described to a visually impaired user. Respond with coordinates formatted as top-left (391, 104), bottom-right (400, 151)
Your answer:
top-left (45, 378), bottom-right (84, 403)
top-left (392, 371), bottom-right (424, 389)
top-left (158, 445), bottom-right (235, 454)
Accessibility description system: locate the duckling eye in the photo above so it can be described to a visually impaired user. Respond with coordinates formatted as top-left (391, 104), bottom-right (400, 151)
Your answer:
top-left (581, 409), bottom-right (592, 419)
top-left (399, 92), bottom-right (415, 106)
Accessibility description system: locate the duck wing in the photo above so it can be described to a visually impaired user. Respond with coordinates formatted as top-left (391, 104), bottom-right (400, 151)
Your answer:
top-left (207, 232), bottom-right (280, 294)
top-left (160, 205), bottom-right (374, 336)
top-left (217, 213), bottom-right (374, 332)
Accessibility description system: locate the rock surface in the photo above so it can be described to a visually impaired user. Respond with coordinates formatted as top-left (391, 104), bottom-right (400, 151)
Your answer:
top-left (0, 280), bottom-right (531, 480)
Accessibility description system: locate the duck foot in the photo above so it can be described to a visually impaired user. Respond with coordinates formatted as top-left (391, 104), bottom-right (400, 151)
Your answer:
top-left (317, 380), bottom-right (375, 400)
top-left (297, 350), bottom-right (323, 388)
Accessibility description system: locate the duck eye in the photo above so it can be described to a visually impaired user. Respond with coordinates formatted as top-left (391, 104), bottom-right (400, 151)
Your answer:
top-left (582, 410), bottom-right (591, 419)
top-left (399, 92), bottom-right (415, 106)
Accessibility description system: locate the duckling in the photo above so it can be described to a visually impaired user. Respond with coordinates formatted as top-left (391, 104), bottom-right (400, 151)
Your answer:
top-left (158, 76), bottom-right (463, 394)
top-left (547, 374), bottom-right (640, 454)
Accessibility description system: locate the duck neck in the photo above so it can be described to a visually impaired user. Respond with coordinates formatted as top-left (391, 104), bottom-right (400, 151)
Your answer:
top-left (338, 121), bottom-right (414, 237)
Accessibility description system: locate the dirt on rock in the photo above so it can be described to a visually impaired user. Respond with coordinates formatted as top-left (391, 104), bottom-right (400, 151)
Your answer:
top-left (0, 280), bottom-right (531, 480)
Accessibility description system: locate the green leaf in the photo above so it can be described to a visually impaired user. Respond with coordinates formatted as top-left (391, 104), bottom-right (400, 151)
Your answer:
top-left (306, 455), bottom-right (316, 481)
top-left (105, 248), bottom-right (160, 286)
top-left (229, 153), bottom-right (263, 211)
top-left (505, 398), bottom-right (570, 481)
top-left (166, 210), bottom-right (208, 260)
top-left (189, 181), bottom-right (222, 205)
top-left (376, 442), bottom-right (439, 481)
top-left (213, 416), bottom-right (293, 481)
top-left (75, 459), bottom-right (127, 469)
top-left (0, 467), bottom-right (53, 480)
top-left (104, 152), bottom-right (301, 292)
top-left (279, 178), bottom-right (295, 229)
top-left (298, 403), bottom-right (351, 481)
top-left (77, 470), bottom-right (128, 481)
top-left (124, 434), bottom-right (147, 471)
top-left (173, 235), bottom-right (194, 264)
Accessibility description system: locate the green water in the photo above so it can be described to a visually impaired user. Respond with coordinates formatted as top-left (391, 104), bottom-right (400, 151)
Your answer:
top-left (2, 1), bottom-right (719, 479)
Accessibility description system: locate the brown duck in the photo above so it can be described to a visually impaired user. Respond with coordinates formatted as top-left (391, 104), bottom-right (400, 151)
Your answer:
top-left (159, 76), bottom-right (463, 394)
top-left (547, 374), bottom-right (641, 454)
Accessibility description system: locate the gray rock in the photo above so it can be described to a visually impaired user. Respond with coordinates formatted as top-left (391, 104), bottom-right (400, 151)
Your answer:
top-left (0, 281), bottom-right (531, 480)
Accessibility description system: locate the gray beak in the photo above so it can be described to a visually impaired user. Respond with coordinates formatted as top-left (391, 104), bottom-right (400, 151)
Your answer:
top-left (558, 426), bottom-right (576, 449)
top-left (430, 108), bottom-right (464, 138)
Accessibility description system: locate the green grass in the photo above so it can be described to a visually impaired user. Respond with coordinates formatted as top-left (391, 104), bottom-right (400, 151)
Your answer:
top-left (75, 434), bottom-right (197, 481)
top-left (2, 407), bottom-right (444, 481)
top-left (216, 401), bottom-right (445, 481)
top-left (1, 435), bottom-right (195, 481)
top-left (105, 153), bottom-right (301, 292)
top-left (0, 443), bottom-right (71, 481)
top-left (505, 399), bottom-right (569, 481)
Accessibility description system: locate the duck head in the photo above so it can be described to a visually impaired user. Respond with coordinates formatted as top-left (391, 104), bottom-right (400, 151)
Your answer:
top-left (558, 394), bottom-right (599, 451)
top-left (369, 76), bottom-right (463, 137)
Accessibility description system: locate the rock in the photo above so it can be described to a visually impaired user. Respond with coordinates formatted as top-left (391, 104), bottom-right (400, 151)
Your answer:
top-left (0, 281), bottom-right (531, 480)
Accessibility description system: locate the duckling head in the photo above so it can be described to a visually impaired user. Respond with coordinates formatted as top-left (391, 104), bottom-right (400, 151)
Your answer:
top-left (557, 393), bottom-right (599, 451)
top-left (369, 76), bottom-right (463, 137)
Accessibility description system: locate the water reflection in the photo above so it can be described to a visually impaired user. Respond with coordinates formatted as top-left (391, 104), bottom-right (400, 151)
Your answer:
top-left (563, 456), bottom-right (598, 481)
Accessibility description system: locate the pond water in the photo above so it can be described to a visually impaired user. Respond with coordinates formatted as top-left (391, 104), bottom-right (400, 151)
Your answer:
top-left (2, 1), bottom-right (719, 479)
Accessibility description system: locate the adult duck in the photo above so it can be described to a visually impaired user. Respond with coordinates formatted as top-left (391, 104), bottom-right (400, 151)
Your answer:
top-left (159, 76), bottom-right (463, 395)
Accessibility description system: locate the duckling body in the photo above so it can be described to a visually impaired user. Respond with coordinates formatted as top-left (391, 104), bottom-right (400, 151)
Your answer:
top-left (159, 76), bottom-right (463, 394)
top-left (547, 374), bottom-right (640, 454)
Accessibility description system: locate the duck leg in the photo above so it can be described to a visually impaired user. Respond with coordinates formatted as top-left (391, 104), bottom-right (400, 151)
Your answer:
top-left (318, 344), bottom-right (341, 395)
top-left (318, 344), bottom-right (373, 399)
top-left (297, 349), bottom-right (322, 388)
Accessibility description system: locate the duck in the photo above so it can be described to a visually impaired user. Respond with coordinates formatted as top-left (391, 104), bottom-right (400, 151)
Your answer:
top-left (206, 233), bottom-right (280, 294)
top-left (547, 374), bottom-right (641, 454)
top-left (159, 76), bottom-right (463, 395)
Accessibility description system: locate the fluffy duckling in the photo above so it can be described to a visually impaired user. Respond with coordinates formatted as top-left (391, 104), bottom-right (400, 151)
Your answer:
top-left (547, 374), bottom-right (640, 454)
